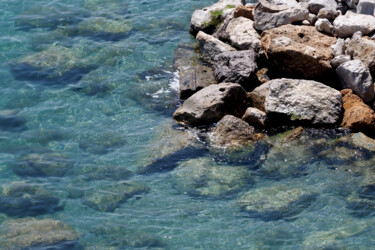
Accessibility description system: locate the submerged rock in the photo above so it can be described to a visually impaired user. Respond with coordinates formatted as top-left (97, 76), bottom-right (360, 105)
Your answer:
top-left (336, 60), bottom-right (374, 103)
top-left (333, 11), bottom-right (375, 38)
top-left (78, 131), bottom-right (127, 154)
top-left (264, 78), bottom-right (342, 126)
top-left (174, 44), bottom-right (217, 100)
top-left (261, 25), bottom-right (336, 79)
top-left (210, 115), bottom-right (261, 148)
top-left (60, 17), bottom-right (134, 41)
top-left (196, 31), bottom-right (236, 63)
top-left (14, 4), bottom-right (89, 30)
top-left (213, 50), bottom-right (258, 88)
top-left (84, 0), bottom-right (128, 15)
top-left (173, 83), bottom-right (248, 127)
top-left (190, 0), bottom-right (245, 35)
top-left (76, 165), bottom-right (132, 182)
top-left (10, 44), bottom-right (96, 85)
top-left (340, 89), bottom-right (375, 136)
top-left (349, 132), bottom-right (375, 152)
top-left (13, 153), bottom-right (74, 177)
top-left (0, 182), bottom-right (62, 217)
top-left (83, 181), bottom-right (149, 212)
top-left (238, 184), bottom-right (317, 220)
top-left (170, 157), bottom-right (253, 198)
top-left (253, 0), bottom-right (309, 31)
top-left (0, 219), bottom-right (79, 249)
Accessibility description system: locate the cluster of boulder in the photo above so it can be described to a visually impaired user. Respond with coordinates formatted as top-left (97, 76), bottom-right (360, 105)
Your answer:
top-left (173, 0), bottom-right (375, 145)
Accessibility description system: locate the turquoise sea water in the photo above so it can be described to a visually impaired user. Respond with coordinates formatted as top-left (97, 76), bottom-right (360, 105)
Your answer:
top-left (1, 0), bottom-right (375, 249)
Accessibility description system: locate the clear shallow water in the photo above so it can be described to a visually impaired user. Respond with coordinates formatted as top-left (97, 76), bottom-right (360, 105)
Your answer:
top-left (1, 0), bottom-right (375, 249)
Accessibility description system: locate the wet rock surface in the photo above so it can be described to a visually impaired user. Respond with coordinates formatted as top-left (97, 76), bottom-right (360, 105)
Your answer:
top-left (238, 184), bottom-right (317, 220)
top-left (0, 218), bottom-right (79, 249)
top-left (170, 157), bottom-right (253, 198)
top-left (173, 82), bottom-right (248, 127)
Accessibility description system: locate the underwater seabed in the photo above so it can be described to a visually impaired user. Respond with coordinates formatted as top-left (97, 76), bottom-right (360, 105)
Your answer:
top-left (0, 0), bottom-right (375, 248)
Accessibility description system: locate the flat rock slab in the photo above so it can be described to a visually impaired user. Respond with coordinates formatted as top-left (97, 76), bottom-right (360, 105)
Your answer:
top-left (333, 11), bottom-right (375, 38)
top-left (173, 82), bottom-right (248, 127)
top-left (261, 25), bottom-right (336, 79)
top-left (265, 78), bottom-right (342, 125)
top-left (174, 44), bottom-right (217, 100)
top-left (253, 0), bottom-right (309, 31)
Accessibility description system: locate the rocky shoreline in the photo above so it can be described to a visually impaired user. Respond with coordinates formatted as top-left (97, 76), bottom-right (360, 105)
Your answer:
top-left (173, 0), bottom-right (375, 147)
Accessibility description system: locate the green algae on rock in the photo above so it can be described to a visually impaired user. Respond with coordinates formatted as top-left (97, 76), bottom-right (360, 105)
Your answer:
top-left (170, 157), bottom-right (254, 198)
top-left (0, 218), bottom-right (79, 249)
top-left (83, 181), bottom-right (149, 212)
top-left (238, 184), bottom-right (317, 220)
top-left (0, 181), bottom-right (62, 217)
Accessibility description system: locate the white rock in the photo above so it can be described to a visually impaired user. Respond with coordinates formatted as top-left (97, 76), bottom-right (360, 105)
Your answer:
top-left (331, 38), bottom-right (346, 57)
top-left (196, 31), bottom-right (236, 62)
top-left (308, 0), bottom-right (338, 14)
top-left (336, 60), bottom-right (375, 103)
top-left (333, 11), bottom-right (375, 38)
top-left (357, 0), bottom-right (375, 15)
top-left (308, 13), bottom-right (318, 25)
top-left (315, 18), bottom-right (333, 34)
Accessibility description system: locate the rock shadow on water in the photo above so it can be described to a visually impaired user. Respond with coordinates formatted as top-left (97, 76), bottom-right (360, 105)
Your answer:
top-left (0, 110), bottom-right (27, 131)
top-left (0, 182), bottom-right (63, 217)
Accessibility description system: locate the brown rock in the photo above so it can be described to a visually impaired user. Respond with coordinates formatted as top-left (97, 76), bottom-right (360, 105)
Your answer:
top-left (242, 107), bottom-right (267, 128)
top-left (261, 25), bottom-right (336, 79)
top-left (234, 6), bottom-right (255, 20)
top-left (341, 89), bottom-right (375, 137)
top-left (210, 115), bottom-right (261, 147)
top-left (248, 81), bottom-right (270, 112)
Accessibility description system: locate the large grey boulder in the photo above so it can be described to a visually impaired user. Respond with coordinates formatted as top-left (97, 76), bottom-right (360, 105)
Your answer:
top-left (308, 0), bottom-right (337, 14)
top-left (265, 78), bottom-right (342, 125)
top-left (173, 83), bottom-right (248, 126)
top-left (190, 0), bottom-right (245, 35)
top-left (217, 17), bottom-right (262, 51)
top-left (336, 60), bottom-right (375, 103)
top-left (357, 0), bottom-right (375, 15)
top-left (346, 33), bottom-right (375, 75)
top-left (333, 11), bottom-right (375, 38)
top-left (196, 31), bottom-right (236, 63)
top-left (213, 50), bottom-right (258, 88)
top-left (331, 55), bottom-right (351, 68)
top-left (253, 0), bottom-right (309, 31)
top-left (210, 115), bottom-right (260, 147)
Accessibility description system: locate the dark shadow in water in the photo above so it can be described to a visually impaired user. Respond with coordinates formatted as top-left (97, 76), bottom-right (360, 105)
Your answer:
top-left (28, 240), bottom-right (82, 250)
top-left (10, 63), bottom-right (98, 85)
top-left (137, 146), bottom-right (208, 175)
top-left (0, 113), bottom-right (27, 131)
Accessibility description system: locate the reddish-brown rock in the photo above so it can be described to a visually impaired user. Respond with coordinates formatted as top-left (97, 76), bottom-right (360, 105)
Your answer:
top-left (261, 25), bottom-right (336, 79)
top-left (234, 6), bottom-right (255, 20)
top-left (341, 89), bottom-right (375, 137)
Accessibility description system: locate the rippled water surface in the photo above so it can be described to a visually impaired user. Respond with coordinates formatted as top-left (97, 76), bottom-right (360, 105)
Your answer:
top-left (1, 0), bottom-right (375, 249)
